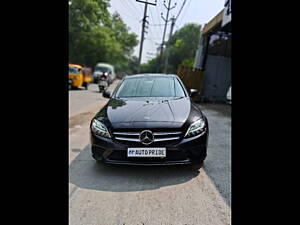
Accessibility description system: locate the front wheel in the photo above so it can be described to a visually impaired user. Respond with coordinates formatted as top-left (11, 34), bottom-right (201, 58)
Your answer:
top-left (84, 83), bottom-right (89, 90)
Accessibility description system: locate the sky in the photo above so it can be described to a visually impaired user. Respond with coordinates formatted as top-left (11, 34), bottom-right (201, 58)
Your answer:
top-left (108, 0), bottom-right (225, 63)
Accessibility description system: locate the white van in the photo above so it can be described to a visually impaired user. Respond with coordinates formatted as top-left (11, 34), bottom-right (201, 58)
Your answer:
top-left (93, 63), bottom-right (116, 84)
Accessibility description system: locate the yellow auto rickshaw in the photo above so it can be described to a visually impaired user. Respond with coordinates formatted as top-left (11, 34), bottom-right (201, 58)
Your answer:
top-left (69, 64), bottom-right (92, 90)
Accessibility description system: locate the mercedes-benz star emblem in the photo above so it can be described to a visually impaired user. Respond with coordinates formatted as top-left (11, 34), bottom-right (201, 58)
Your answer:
top-left (139, 130), bottom-right (154, 145)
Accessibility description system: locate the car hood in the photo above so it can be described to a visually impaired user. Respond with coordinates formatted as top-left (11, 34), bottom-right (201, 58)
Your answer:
top-left (103, 97), bottom-right (191, 125)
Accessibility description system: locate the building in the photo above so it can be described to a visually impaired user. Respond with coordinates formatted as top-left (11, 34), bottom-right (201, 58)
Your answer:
top-left (194, 0), bottom-right (231, 102)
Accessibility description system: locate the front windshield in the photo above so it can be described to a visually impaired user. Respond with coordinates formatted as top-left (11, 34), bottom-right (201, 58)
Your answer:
top-left (115, 76), bottom-right (186, 98)
top-left (69, 67), bottom-right (80, 74)
top-left (94, 66), bottom-right (110, 73)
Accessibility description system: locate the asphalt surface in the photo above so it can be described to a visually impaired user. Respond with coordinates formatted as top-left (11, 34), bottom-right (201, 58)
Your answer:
top-left (69, 81), bottom-right (122, 118)
top-left (69, 82), bottom-right (231, 225)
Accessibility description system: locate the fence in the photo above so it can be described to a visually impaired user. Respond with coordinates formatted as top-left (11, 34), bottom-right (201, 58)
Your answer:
top-left (176, 65), bottom-right (205, 101)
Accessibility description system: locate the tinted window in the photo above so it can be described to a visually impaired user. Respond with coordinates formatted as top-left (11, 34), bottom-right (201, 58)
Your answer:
top-left (115, 76), bottom-right (186, 98)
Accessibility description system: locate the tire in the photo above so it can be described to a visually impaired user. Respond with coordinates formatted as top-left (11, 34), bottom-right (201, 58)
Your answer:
top-left (84, 83), bottom-right (89, 90)
top-left (190, 161), bottom-right (204, 170)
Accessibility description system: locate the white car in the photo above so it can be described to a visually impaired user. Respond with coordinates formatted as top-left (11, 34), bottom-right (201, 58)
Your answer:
top-left (226, 86), bottom-right (231, 104)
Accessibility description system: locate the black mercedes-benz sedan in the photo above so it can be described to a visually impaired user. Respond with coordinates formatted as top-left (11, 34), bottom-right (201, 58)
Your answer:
top-left (90, 74), bottom-right (209, 166)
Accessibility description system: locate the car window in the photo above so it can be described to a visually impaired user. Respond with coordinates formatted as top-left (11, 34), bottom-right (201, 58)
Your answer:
top-left (95, 66), bottom-right (109, 73)
top-left (115, 76), bottom-right (186, 98)
top-left (174, 79), bottom-right (186, 97)
top-left (150, 78), bottom-right (175, 97)
top-left (69, 67), bottom-right (80, 74)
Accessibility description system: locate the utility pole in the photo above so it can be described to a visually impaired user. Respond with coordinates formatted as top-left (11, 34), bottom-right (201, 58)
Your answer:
top-left (163, 16), bottom-right (175, 73)
top-left (156, 0), bottom-right (176, 73)
top-left (163, 0), bottom-right (187, 73)
top-left (136, 0), bottom-right (157, 73)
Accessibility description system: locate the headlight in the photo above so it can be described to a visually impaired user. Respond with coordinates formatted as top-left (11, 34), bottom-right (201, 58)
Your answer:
top-left (184, 118), bottom-right (206, 138)
top-left (91, 119), bottom-right (111, 138)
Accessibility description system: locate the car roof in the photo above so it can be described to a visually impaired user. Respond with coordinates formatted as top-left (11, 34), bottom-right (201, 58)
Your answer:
top-left (125, 73), bottom-right (179, 79)
top-left (95, 63), bottom-right (114, 68)
top-left (69, 64), bottom-right (82, 68)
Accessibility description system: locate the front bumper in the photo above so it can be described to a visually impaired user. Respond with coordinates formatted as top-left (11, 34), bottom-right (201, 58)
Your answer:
top-left (90, 129), bottom-right (208, 166)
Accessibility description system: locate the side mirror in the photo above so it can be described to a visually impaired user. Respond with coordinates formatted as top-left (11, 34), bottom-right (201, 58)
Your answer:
top-left (102, 90), bottom-right (111, 98)
top-left (190, 89), bottom-right (199, 97)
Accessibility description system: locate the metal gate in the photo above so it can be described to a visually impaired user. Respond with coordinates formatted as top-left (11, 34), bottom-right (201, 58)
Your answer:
top-left (202, 55), bottom-right (231, 102)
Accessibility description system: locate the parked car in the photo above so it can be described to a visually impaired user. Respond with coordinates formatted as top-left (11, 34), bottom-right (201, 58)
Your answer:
top-left (69, 64), bottom-right (92, 90)
top-left (90, 74), bottom-right (209, 166)
top-left (93, 63), bottom-right (116, 84)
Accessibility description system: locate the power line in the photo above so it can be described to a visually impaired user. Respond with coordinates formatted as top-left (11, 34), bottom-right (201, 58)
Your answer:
top-left (149, 23), bottom-right (165, 26)
top-left (155, 1), bottom-right (164, 35)
top-left (119, 0), bottom-right (140, 20)
top-left (136, 0), bottom-right (157, 73)
top-left (163, 0), bottom-right (188, 73)
top-left (110, 5), bottom-right (140, 22)
top-left (126, 0), bottom-right (143, 17)
top-left (157, 0), bottom-right (177, 72)
top-left (175, 0), bottom-right (187, 20)
top-left (148, 7), bottom-right (163, 42)
top-left (176, 0), bottom-right (191, 27)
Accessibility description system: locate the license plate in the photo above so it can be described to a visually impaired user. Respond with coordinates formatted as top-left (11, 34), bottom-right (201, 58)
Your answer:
top-left (99, 81), bottom-right (108, 86)
top-left (127, 148), bottom-right (166, 158)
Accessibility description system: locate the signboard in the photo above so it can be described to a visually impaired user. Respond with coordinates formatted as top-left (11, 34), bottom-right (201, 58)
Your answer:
top-left (222, 0), bottom-right (231, 27)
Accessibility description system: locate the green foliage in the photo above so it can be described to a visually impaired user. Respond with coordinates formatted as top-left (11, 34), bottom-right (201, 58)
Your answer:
top-left (140, 57), bottom-right (158, 73)
top-left (141, 23), bottom-right (201, 74)
top-left (180, 58), bottom-right (195, 67)
top-left (69, 0), bottom-right (138, 71)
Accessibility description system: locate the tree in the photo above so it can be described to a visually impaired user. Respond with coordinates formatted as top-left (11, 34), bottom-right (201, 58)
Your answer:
top-left (165, 23), bottom-right (201, 73)
top-left (141, 23), bottom-right (201, 74)
top-left (69, 0), bottom-right (138, 70)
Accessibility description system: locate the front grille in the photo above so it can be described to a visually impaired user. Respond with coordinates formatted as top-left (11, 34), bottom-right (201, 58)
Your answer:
top-left (112, 129), bottom-right (182, 146)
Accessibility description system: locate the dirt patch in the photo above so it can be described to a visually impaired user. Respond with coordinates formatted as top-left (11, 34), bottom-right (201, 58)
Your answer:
top-left (69, 102), bottom-right (108, 129)
top-left (69, 111), bottom-right (96, 129)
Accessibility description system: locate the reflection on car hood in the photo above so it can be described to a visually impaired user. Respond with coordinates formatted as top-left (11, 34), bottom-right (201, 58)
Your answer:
top-left (106, 97), bottom-right (191, 124)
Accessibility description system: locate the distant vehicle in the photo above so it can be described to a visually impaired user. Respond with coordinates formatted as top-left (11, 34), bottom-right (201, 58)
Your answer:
top-left (69, 64), bottom-right (92, 90)
top-left (226, 85), bottom-right (231, 104)
top-left (93, 63), bottom-right (116, 85)
top-left (97, 70), bottom-right (110, 93)
top-left (82, 67), bottom-right (93, 89)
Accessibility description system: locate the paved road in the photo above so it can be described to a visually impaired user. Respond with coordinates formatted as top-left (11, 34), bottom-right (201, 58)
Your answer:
top-left (69, 81), bottom-right (119, 118)
top-left (69, 83), bottom-right (231, 225)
